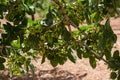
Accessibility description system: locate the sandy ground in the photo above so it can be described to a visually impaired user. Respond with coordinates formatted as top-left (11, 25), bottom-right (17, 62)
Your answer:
top-left (0, 17), bottom-right (120, 80)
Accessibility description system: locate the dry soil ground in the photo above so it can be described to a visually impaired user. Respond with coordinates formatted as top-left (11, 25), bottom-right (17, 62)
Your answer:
top-left (0, 17), bottom-right (120, 80)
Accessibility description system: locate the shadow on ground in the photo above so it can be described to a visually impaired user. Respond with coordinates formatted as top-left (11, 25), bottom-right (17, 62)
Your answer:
top-left (0, 68), bottom-right (87, 80)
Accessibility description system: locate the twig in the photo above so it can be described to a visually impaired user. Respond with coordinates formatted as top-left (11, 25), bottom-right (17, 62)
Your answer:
top-left (47, 20), bottom-right (63, 29)
top-left (52, 0), bottom-right (72, 34)
top-left (77, 40), bottom-right (108, 63)
top-left (0, 45), bottom-right (24, 50)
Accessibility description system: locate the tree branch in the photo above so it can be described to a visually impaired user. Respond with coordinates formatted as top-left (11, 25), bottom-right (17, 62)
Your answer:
top-left (52, 0), bottom-right (108, 63)
top-left (75, 40), bottom-right (108, 63)
top-left (52, 0), bottom-right (72, 34)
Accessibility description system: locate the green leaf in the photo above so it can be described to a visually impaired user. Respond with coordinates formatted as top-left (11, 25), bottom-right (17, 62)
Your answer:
top-left (84, 11), bottom-right (91, 24)
top-left (2, 47), bottom-right (10, 56)
top-left (0, 64), bottom-right (5, 70)
top-left (26, 58), bottom-right (31, 66)
top-left (80, 25), bottom-right (88, 31)
top-left (0, 57), bottom-right (6, 63)
top-left (117, 74), bottom-right (120, 80)
top-left (90, 12), bottom-right (102, 22)
top-left (26, 6), bottom-right (35, 15)
top-left (112, 34), bottom-right (117, 43)
top-left (118, 70), bottom-right (120, 75)
top-left (41, 54), bottom-right (46, 64)
top-left (89, 56), bottom-right (96, 69)
top-left (25, 58), bottom-right (31, 72)
top-left (67, 51), bottom-right (77, 63)
top-left (58, 57), bottom-right (67, 65)
top-left (83, 52), bottom-right (90, 58)
top-left (62, 27), bottom-right (71, 41)
top-left (50, 57), bottom-right (59, 67)
top-left (45, 18), bottom-right (53, 26)
top-left (29, 63), bottom-right (35, 74)
top-left (80, 24), bottom-right (94, 31)
top-left (41, 18), bottom-right (53, 27)
top-left (105, 19), bottom-right (114, 34)
top-left (0, 15), bottom-right (3, 19)
top-left (72, 30), bottom-right (79, 38)
top-left (46, 8), bottom-right (53, 19)
top-left (77, 49), bottom-right (82, 59)
top-left (113, 50), bottom-right (119, 58)
top-left (90, 12), bottom-right (97, 19)
top-left (3, 22), bottom-right (12, 32)
top-left (78, 0), bottom-right (85, 3)
top-left (11, 38), bottom-right (20, 48)
top-left (110, 72), bottom-right (117, 79)
top-left (33, 55), bottom-right (38, 62)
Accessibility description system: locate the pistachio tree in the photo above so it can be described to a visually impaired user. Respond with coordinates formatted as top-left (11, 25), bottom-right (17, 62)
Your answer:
top-left (0, 0), bottom-right (120, 79)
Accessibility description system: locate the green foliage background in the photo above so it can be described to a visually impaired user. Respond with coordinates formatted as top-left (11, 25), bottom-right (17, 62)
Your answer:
top-left (0, 0), bottom-right (120, 79)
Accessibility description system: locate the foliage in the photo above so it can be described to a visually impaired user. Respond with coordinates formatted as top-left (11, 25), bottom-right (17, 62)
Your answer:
top-left (0, 0), bottom-right (120, 79)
